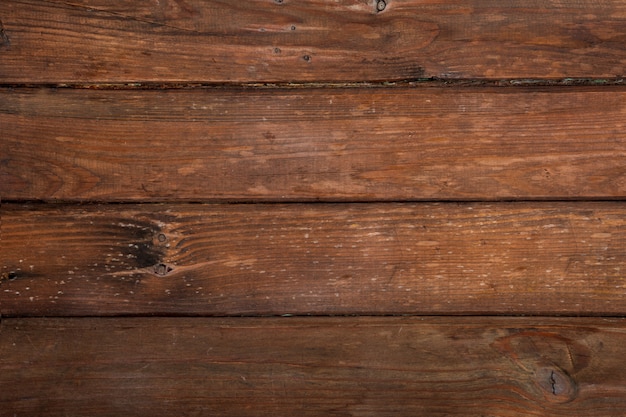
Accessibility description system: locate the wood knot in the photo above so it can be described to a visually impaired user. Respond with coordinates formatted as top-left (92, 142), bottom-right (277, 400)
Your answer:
top-left (535, 367), bottom-right (577, 403)
top-left (0, 20), bottom-right (10, 47)
top-left (0, 271), bottom-right (18, 282)
top-left (376, 0), bottom-right (387, 12)
top-left (492, 330), bottom-right (589, 404)
top-left (153, 263), bottom-right (173, 276)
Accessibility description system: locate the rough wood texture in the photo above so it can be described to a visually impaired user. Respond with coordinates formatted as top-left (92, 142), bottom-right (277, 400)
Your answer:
top-left (2, 87), bottom-right (626, 201)
top-left (1, 317), bottom-right (626, 416)
top-left (2, 202), bottom-right (625, 316)
top-left (3, 0), bottom-right (626, 413)
top-left (1, 0), bottom-right (625, 83)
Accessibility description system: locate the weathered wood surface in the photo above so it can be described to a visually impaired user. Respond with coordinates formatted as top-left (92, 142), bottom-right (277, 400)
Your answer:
top-left (1, 0), bottom-right (626, 83)
top-left (2, 87), bottom-right (626, 201)
top-left (2, 202), bottom-right (625, 316)
top-left (1, 317), bottom-right (626, 416)
top-left (3, 1), bottom-right (626, 414)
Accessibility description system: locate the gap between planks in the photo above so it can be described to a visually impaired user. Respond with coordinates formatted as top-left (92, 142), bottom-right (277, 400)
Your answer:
top-left (0, 78), bottom-right (625, 90)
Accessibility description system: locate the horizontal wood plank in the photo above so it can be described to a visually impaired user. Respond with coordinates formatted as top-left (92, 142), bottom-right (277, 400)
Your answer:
top-left (0, 0), bottom-right (625, 83)
top-left (2, 87), bottom-right (626, 201)
top-left (1, 316), bottom-right (626, 416)
top-left (2, 202), bottom-right (626, 316)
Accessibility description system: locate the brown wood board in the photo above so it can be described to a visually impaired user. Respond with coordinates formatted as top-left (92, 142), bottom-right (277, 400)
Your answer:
top-left (3, 0), bottom-right (626, 414)
top-left (1, 316), bottom-right (626, 416)
top-left (2, 202), bottom-right (626, 316)
top-left (2, 87), bottom-right (626, 202)
top-left (1, 0), bottom-right (626, 83)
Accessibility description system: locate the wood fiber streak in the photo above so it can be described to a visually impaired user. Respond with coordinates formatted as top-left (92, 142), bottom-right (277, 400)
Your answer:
top-left (2, 87), bottom-right (626, 201)
top-left (0, 0), bottom-right (625, 83)
top-left (1, 317), bottom-right (626, 416)
top-left (2, 203), bottom-right (625, 316)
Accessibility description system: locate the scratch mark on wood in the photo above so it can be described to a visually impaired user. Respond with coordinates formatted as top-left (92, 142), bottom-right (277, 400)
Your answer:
top-left (41, 0), bottom-right (203, 34)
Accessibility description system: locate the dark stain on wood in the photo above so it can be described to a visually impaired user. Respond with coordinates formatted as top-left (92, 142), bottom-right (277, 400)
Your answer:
top-left (0, 19), bottom-right (10, 47)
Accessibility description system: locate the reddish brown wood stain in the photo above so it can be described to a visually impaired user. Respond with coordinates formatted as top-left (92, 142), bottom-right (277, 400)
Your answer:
top-left (2, 202), bottom-right (626, 316)
top-left (2, 87), bottom-right (626, 201)
top-left (1, 0), bottom-right (626, 415)
top-left (1, 0), bottom-right (626, 82)
top-left (2, 317), bottom-right (626, 415)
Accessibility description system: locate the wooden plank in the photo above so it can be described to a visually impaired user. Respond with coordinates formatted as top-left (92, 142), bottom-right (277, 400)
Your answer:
top-left (1, 316), bottom-right (626, 416)
top-left (0, 0), bottom-right (625, 83)
top-left (2, 87), bottom-right (626, 201)
top-left (2, 202), bottom-right (626, 316)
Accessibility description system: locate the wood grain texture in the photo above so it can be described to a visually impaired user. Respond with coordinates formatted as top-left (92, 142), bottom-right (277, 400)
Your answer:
top-left (1, 316), bottom-right (626, 416)
top-left (2, 87), bottom-right (626, 201)
top-left (1, 0), bottom-right (626, 83)
top-left (2, 202), bottom-right (626, 316)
